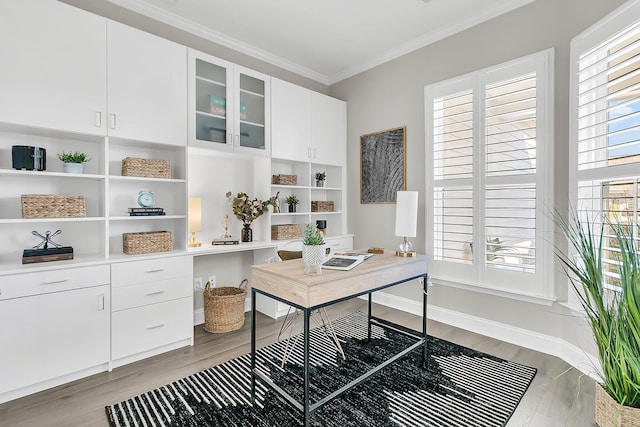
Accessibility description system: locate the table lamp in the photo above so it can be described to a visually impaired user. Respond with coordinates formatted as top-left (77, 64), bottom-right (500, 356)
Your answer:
top-left (188, 197), bottom-right (202, 247)
top-left (395, 191), bottom-right (418, 257)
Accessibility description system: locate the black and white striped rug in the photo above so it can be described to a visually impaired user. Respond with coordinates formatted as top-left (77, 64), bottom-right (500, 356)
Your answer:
top-left (106, 311), bottom-right (536, 426)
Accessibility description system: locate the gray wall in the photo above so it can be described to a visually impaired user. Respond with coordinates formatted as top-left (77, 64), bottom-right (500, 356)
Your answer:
top-left (329, 0), bottom-right (625, 352)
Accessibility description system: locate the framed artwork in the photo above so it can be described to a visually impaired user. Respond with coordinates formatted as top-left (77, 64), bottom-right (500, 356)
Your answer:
top-left (360, 126), bottom-right (406, 204)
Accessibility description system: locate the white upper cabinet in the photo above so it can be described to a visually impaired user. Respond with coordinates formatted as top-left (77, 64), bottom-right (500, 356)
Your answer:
top-left (107, 21), bottom-right (187, 146)
top-left (0, 0), bottom-right (107, 135)
top-left (271, 78), bottom-right (312, 162)
top-left (189, 49), bottom-right (270, 156)
top-left (271, 79), bottom-right (346, 166)
top-left (312, 92), bottom-right (347, 166)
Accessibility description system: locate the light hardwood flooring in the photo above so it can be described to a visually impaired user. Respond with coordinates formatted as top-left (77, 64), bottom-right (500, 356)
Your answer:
top-left (0, 300), bottom-right (596, 427)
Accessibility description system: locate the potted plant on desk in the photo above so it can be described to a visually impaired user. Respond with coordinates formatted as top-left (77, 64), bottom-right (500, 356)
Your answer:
top-left (302, 223), bottom-right (325, 275)
top-left (555, 211), bottom-right (640, 426)
top-left (226, 191), bottom-right (276, 242)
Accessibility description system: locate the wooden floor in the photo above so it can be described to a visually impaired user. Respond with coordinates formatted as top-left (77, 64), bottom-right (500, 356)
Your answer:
top-left (0, 300), bottom-right (596, 427)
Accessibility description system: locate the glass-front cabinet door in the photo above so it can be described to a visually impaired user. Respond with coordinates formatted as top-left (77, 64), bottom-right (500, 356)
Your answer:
top-left (189, 50), bottom-right (270, 156)
top-left (234, 66), bottom-right (270, 154)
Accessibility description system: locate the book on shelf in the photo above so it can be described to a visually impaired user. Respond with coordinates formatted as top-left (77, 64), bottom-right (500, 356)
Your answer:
top-left (128, 207), bottom-right (164, 213)
top-left (322, 255), bottom-right (366, 271)
top-left (129, 211), bottom-right (166, 216)
top-left (212, 238), bottom-right (239, 245)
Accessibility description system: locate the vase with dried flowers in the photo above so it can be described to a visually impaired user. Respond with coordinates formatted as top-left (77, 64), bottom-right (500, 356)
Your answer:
top-left (226, 191), bottom-right (277, 242)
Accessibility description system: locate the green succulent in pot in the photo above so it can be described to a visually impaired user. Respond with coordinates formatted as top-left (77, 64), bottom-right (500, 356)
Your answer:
top-left (58, 151), bottom-right (90, 163)
top-left (555, 210), bottom-right (640, 411)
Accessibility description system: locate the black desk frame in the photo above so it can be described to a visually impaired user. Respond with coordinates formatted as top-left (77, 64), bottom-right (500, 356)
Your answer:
top-left (250, 273), bottom-right (429, 427)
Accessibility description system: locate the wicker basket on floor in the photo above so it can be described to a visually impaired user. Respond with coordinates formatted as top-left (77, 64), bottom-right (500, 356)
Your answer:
top-left (204, 279), bottom-right (248, 333)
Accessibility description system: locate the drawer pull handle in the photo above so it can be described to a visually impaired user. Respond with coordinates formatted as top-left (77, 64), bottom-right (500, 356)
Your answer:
top-left (41, 279), bottom-right (69, 285)
top-left (146, 324), bottom-right (165, 330)
top-left (146, 291), bottom-right (165, 296)
top-left (144, 269), bottom-right (164, 274)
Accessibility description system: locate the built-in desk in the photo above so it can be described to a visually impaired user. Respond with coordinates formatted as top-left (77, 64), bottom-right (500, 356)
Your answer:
top-left (250, 251), bottom-right (429, 426)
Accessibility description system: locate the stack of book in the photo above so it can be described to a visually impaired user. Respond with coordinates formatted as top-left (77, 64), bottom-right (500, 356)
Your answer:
top-left (128, 207), bottom-right (166, 216)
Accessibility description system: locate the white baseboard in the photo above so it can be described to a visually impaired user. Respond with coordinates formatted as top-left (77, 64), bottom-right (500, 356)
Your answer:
top-left (366, 291), bottom-right (601, 381)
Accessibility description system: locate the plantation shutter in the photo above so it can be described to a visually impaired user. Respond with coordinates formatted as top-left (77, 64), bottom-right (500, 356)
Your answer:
top-left (484, 74), bottom-right (537, 272)
top-left (574, 16), bottom-right (640, 289)
top-left (426, 49), bottom-right (553, 297)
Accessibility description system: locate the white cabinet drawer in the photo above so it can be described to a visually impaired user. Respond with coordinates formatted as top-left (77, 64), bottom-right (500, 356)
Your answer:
top-left (111, 256), bottom-right (192, 287)
top-left (112, 277), bottom-right (191, 311)
top-left (111, 297), bottom-right (192, 360)
top-left (324, 236), bottom-right (354, 255)
top-left (0, 265), bottom-right (110, 301)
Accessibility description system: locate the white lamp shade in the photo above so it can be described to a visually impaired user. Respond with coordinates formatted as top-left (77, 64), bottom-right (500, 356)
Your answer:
top-left (395, 191), bottom-right (418, 237)
top-left (188, 197), bottom-right (202, 232)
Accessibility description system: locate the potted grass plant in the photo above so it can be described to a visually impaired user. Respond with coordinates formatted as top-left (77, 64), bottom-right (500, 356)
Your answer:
top-left (555, 210), bottom-right (640, 426)
top-left (302, 223), bottom-right (325, 275)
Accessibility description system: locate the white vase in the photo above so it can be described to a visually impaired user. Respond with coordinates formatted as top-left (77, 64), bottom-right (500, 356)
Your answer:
top-left (302, 244), bottom-right (325, 275)
top-left (63, 163), bottom-right (83, 174)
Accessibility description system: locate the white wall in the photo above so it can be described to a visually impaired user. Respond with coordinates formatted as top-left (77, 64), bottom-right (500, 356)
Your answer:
top-left (329, 0), bottom-right (626, 369)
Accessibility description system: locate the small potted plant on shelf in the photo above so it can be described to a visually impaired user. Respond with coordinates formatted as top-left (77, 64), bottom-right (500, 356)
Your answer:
top-left (555, 210), bottom-right (640, 426)
top-left (285, 194), bottom-right (300, 212)
top-left (315, 171), bottom-right (326, 187)
top-left (58, 151), bottom-right (90, 174)
top-left (302, 223), bottom-right (325, 275)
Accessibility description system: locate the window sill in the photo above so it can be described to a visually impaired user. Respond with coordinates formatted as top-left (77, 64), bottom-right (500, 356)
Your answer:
top-left (432, 277), bottom-right (557, 306)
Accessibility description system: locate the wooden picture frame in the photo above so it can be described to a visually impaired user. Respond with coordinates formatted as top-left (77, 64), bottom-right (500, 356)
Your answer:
top-left (360, 126), bottom-right (406, 204)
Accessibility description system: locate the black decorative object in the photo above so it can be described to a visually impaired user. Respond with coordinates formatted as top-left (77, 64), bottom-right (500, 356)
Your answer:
top-left (22, 229), bottom-right (73, 264)
top-left (241, 224), bottom-right (252, 242)
top-left (12, 145), bottom-right (46, 171)
top-left (106, 312), bottom-right (536, 427)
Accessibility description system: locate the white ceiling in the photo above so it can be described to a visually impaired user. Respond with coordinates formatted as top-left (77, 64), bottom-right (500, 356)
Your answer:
top-left (107, 0), bottom-right (534, 85)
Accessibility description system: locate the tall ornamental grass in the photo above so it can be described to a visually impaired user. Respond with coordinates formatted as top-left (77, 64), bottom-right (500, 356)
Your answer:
top-left (555, 211), bottom-right (640, 408)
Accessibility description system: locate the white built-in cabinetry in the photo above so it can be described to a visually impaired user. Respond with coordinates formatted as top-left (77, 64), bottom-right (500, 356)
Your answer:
top-left (0, 0), bottom-right (350, 405)
top-left (0, 265), bottom-right (111, 401)
top-left (189, 50), bottom-right (270, 156)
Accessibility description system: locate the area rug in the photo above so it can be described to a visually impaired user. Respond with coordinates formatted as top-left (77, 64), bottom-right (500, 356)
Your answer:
top-left (106, 311), bottom-right (536, 426)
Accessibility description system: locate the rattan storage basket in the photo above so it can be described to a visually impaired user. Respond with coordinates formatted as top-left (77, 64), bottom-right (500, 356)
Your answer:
top-left (203, 279), bottom-right (248, 333)
top-left (311, 201), bottom-right (334, 212)
top-left (122, 231), bottom-right (173, 255)
top-left (271, 224), bottom-right (301, 240)
top-left (595, 383), bottom-right (640, 427)
top-left (21, 194), bottom-right (86, 218)
top-left (122, 157), bottom-right (171, 179)
top-left (272, 174), bottom-right (297, 185)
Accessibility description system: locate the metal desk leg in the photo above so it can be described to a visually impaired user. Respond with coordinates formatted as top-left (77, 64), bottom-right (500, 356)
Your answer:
top-left (421, 275), bottom-right (428, 367)
top-left (367, 293), bottom-right (372, 341)
top-left (303, 307), bottom-right (311, 427)
top-left (251, 288), bottom-right (257, 403)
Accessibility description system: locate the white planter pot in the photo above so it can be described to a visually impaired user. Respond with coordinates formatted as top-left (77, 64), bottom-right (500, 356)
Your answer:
top-left (302, 244), bottom-right (325, 275)
top-left (63, 163), bottom-right (83, 174)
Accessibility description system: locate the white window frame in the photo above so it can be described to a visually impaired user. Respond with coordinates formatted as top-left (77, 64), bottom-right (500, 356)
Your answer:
top-left (425, 49), bottom-right (555, 299)
top-left (569, 0), bottom-right (640, 309)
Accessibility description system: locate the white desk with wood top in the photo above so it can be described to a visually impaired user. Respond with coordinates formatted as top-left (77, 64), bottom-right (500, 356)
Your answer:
top-left (250, 251), bottom-right (429, 427)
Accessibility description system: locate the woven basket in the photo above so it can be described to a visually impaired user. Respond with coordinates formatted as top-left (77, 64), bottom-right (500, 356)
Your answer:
top-left (271, 224), bottom-right (301, 240)
top-left (122, 157), bottom-right (171, 179)
top-left (311, 201), bottom-right (334, 212)
top-left (204, 279), bottom-right (248, 333)
top-left (272, 174), bottom-right (297, 185)
top-left (595, 383), bottom-right (640, 427)
top-left (122, 231), bottom-right (173, 255)
top-left (21, 194), bottom-right (86, 218)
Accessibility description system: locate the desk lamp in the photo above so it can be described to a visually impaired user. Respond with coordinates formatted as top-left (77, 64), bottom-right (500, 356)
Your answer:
top-left (188, 197), bottom-right (202, 247)
top-left (395, 191), bottom-right (418, 257)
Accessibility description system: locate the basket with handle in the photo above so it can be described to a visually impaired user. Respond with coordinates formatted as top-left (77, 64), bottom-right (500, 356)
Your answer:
top-left (203, 279), bottom-right (248, 333)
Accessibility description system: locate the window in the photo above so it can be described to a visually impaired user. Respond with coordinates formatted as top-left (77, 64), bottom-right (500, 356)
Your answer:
top-left (425, 50), bottom-right (554, 297)
top-left (571, 1), bottom-right (640, 291)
